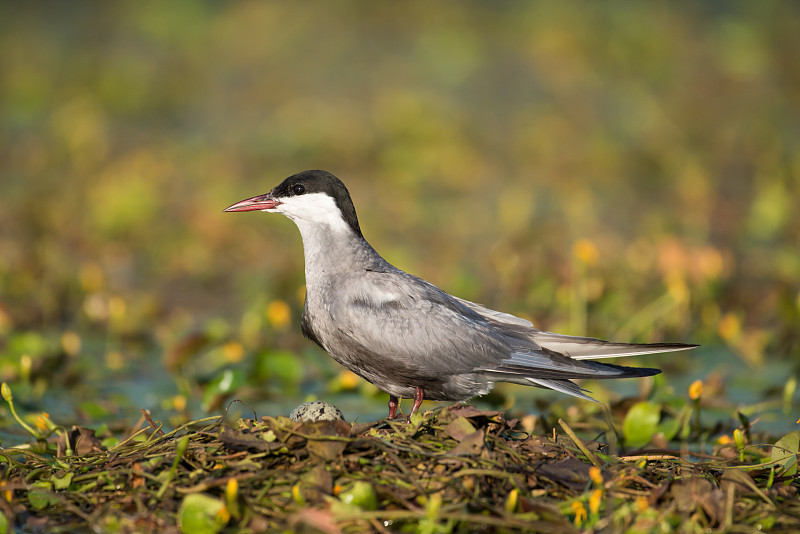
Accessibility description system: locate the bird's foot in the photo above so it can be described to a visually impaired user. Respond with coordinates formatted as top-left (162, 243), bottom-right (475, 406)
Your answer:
top-left (387, 388), bottom-right (425, 422)
top-left (406, 387), bottom-right (424, 422)
top-left (388, 395), bottom-right (399, 420)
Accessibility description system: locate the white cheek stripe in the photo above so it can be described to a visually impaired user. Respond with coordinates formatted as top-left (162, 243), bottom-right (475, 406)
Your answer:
top-left (277, 192), bottom-right (352, 234)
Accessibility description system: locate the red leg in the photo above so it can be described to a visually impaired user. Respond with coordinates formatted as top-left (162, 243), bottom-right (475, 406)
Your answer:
top-left (388, 395), bottom-right (399, 419)
top-left (408, 387), bottom-right (424, 419)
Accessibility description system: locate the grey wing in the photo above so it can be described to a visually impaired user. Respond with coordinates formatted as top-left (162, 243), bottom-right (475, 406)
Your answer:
top-left (451, 296), bottom-right (535, 328)
top-left (414, 290), bottom-right (682, 401)
top-left (326, 272), bottom-right (683, 402)
top-left (328, 272), bottom-right (649, 380)
top-left (327, 272), bottom-right (508, 378)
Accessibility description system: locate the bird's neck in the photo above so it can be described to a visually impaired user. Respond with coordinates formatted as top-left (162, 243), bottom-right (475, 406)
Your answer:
top-left (292, 219), bottom-right (385, 291)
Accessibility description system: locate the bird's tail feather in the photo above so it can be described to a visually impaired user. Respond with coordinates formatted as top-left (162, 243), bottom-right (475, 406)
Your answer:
top-left (532, 331), bottom-right (698, 360)
top-left (524, 378), bottom-right (599, 403)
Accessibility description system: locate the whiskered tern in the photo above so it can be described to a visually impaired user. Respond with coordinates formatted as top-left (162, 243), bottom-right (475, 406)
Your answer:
top-left (225, 170), bottom-right (697, 418)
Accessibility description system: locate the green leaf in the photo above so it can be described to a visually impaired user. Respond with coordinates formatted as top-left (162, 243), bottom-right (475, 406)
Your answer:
top-left (102, 436), bottom-right (121, 449)
top-left (622, 401), bottom-right (661, 449)
top-left (770, 431), bottom-right (799, 480)
top-left (52, 472), bottom-right (74, 490)
top-left (201, 368), bottom-right (245, 411)
top-left (254, 350), bottom-right (304, 387)
top-left (28, 489), bottom-right (59, 509)
top-left (655, 416), bottom-right (681, 443)
top-left (339, 481), bottom-right (377, 510)
top-left (7, 331), bottom-right (49, 358)
top-left (178, 493), bottom-right (227, 534)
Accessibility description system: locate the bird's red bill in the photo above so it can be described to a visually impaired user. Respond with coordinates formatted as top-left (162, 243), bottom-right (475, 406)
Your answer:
top-left (224, 194), bottom-right (282, 212)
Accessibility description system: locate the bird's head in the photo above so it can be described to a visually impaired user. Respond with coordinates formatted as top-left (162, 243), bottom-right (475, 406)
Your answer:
top-left (224, 170), bottom-right (362, 237)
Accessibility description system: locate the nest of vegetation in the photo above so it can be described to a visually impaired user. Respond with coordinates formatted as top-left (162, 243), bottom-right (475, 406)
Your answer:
top-left (1, 404), bottom-right (798, 533)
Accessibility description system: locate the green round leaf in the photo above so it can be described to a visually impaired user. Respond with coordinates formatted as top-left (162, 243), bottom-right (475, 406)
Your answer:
top-left (339, 481), bottom-right (377, 510)
top-left (178, 493), bottom-right (226, 534)
top-left (623, 401), bottom-right (661, 449)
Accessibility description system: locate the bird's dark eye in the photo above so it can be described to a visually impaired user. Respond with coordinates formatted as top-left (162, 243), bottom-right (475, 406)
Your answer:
top-left (292, 184), bottom-right (306, 195)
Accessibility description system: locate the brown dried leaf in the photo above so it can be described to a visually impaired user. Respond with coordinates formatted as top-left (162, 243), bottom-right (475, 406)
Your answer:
top-left (301, 420), bottom-right (351, 460)
top-left (446, 405), bottom-right (505, 421)
top-left (445, 416), bottom-right (477, 441)
top-left (56, 426), bottom-right (103, 457)
top-left (448, 429), bottom-right (485, 456)
top-left (670, 476), bottom-right (726, 525)
top-left (537, 458), bottom-right (592, 489)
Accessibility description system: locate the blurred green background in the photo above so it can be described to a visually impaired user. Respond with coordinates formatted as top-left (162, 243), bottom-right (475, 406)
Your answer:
top-left (1, 2), bottom-right (798, 435)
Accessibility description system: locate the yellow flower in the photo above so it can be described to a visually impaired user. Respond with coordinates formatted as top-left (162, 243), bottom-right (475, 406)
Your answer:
top-left (718, 313), bottom-right (741, 341)
top-left (688, 379), bottom-right (703, 400)
top-left (173, 395), bottom-right (187, 412)
top-left (338, 370), bottom-right (360, 390)
top-left (222, 341), bottom-right (244, 363)
top-left (215, 505), bottom-right (230, 524)
top-left (589, 489), bottom-right (602, 515)
top-left (666, 274), bottom-right (689, 305)
top-left (35, 413), bottom-right (54, 431)
top-left (635, 496), bottom-right (649, 512)
top-left (589, 466), bottom-right (603, 486)
top-left (573, 239), bottom-right (599, 265)
top-left (226, 478), bottom-right (238, 502)
top-left (265, 300), bottom-right (291, 330)
top-left (225, 477), bottom-right (241, 520)
top-left (292, 483), bottom-right (306, 506)
top-left (571, 501), bottom-right (587, 526)
top-left (504, 489), bottom-right (518, 512)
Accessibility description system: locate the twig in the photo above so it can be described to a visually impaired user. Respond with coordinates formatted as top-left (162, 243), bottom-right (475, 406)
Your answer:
top-left (141, 409), bottom-right (165, 436)
top-left (558, 418), bottom-right (602, 468)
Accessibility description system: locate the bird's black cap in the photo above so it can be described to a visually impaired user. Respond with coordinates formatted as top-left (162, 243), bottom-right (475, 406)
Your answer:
top-left (272, 170), bottom-right (363, 237)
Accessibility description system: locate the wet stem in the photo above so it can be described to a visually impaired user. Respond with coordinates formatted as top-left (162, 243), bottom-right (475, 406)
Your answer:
top-left (2, 382), bottom-right (42, 439)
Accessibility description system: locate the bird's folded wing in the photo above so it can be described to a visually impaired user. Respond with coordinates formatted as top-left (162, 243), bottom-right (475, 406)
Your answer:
top-left (329, 271), bottom-right (662, 382)
top-left (327, 272), bottom-right (511, 376)
top-left (451, 296), bottom-right (534, 328)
